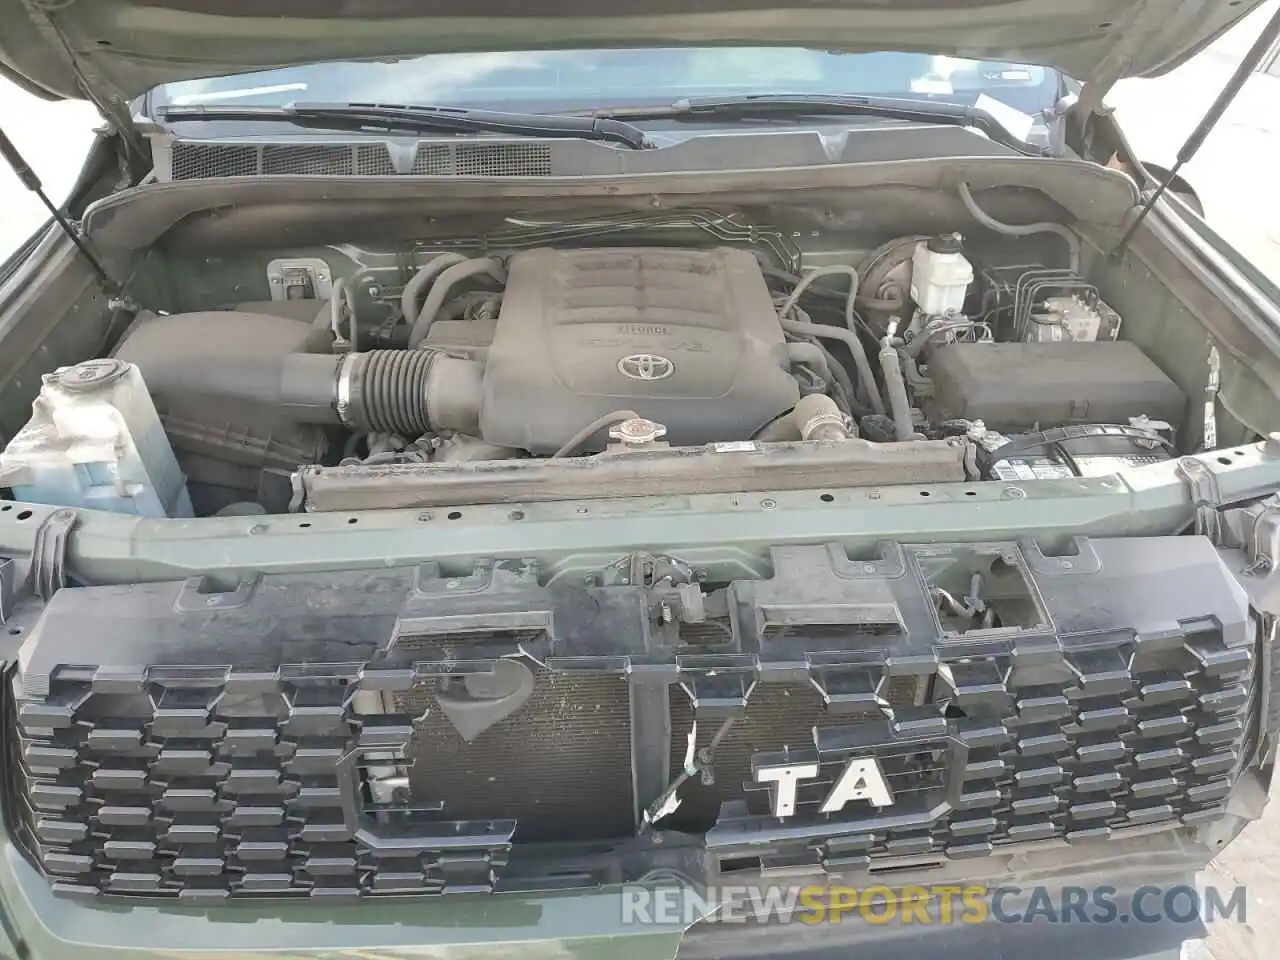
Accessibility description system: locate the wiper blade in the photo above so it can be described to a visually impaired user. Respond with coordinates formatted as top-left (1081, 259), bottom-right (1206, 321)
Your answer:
top-left (156, 102), bottom-right (653, 150)
top-left (596, 94), bottom-right (1046, 156)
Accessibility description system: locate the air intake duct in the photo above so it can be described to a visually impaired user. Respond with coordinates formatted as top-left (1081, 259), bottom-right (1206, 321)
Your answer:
top-left (112, 312), bottom-right (484, 442)
top-left (281, 350), bottom-right (482, 436)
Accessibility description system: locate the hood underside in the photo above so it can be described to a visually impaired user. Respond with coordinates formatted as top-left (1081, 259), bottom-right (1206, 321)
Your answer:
top-left (0, 0), bottom-right (1267, 104)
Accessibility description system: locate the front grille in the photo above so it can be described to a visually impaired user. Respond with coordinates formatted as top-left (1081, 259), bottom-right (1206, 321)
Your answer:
top-left (4, 537), bottom-right (1261, 899)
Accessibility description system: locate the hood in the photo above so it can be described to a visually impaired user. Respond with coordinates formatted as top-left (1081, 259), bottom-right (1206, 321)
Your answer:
top-left (0, 0), bottom-right (1267, 104)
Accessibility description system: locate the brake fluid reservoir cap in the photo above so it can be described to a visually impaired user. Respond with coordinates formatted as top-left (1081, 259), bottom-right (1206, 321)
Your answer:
top-left (927, 232), bottom-right (963, 254)
top-left (50, 358), bottom-right (129, 392)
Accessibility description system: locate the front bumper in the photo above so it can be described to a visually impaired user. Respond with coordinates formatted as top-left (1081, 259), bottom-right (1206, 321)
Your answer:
top-left (0, 838), bottom-right (1230, 960)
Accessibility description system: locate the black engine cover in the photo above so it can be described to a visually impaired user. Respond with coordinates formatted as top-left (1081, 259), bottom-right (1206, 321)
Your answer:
top-left (479, 247), bottom-right (800, 453)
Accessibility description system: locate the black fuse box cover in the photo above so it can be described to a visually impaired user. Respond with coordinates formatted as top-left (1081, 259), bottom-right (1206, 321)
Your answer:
top-left (928, 341), bottom-right (1186, 431)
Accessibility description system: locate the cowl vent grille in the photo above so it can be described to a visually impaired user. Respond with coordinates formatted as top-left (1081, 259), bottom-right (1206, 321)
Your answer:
top-left (162, 140), bottom-right (554, 181)
top-left (411, 142), bottom-right (552, 176)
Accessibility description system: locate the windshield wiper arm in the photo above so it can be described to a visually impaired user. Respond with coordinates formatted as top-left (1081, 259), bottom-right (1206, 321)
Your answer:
top-left (156, 102), bottom-right (653, 149)
top-left (594, 94), bottom-right (1046, 156)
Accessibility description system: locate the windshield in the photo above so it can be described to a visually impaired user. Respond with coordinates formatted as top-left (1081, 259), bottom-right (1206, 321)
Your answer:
top-left (150, 48), bottom-right (1062, 132)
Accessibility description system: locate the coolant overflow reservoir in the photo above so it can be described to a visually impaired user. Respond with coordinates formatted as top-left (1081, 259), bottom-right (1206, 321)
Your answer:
top-left (0, 358), bottom-right (192, 516)
top-left (910, 233), bottom-right (973, 316)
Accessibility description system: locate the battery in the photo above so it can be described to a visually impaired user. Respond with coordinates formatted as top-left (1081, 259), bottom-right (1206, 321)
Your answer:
top-left (976, 423), bottom-right (1174, 481)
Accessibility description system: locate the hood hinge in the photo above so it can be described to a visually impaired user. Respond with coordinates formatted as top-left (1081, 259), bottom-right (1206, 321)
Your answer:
top-left (1070, 81), bottom-right (1113, 145)
top-left (1069, 0), bottom-right (1174, 143)
top-left (18, 0), bottom-right (147, 164)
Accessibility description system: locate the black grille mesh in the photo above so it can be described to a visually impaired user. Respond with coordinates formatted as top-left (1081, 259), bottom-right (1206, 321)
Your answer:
top-left (169, 142), bottom-right (396, 180)
top-left (392, 672), bottom-right (633, 841)
top-left (164, 140), bottom-right (553, 180)
top-left (170, 143), bottom-right (259, 179)
top-left (260, 144), bottom-right (394, 177)
top-left (411, 142), bottom-right (552, 176)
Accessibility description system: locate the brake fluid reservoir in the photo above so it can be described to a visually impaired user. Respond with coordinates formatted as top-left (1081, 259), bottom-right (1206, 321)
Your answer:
top-left (0, 359), bottom-right (192, 516)
top-left (910, 233), bottom-right (973, 316)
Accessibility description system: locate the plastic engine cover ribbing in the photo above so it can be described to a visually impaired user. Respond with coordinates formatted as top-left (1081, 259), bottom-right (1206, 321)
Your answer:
top-left (478, 247), bottom-right (799, 454)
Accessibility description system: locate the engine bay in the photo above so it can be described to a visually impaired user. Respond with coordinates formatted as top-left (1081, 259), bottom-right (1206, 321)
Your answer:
top-left (0, 213), bottom-right (1191, 517)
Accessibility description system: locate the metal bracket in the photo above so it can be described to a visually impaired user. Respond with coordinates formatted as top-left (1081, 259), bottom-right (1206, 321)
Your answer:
top-left (1176, 457), bottom-right (1224, 545)
top-left (1235, 493), bottom-right (1280, 576)
top-left (0, 557), bottom-right (16, 624)
top-left (1201, 344), bottom-right (1221, 452)
top-left (267, 258), bottom-right (333, 301)
top-left (27, 509), bottom-right (77, 602)
top-left (679, 672), bottom-right (755, 721)
top-left (640, 713), bottom-right (738, 828)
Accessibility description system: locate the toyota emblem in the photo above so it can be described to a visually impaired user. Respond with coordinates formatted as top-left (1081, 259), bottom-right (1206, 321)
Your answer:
top-left (618, 354), bottom-right (675, 381)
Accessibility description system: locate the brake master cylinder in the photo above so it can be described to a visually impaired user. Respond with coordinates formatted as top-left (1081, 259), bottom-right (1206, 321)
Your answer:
top-left (910, 233), bottom-right (973, 316)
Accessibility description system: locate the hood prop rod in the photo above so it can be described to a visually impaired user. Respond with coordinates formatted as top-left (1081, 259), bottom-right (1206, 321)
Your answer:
top-left (1112, 3), bottom-right (1280, 256)
top-left (0, 124), bottom-right (120, 297)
